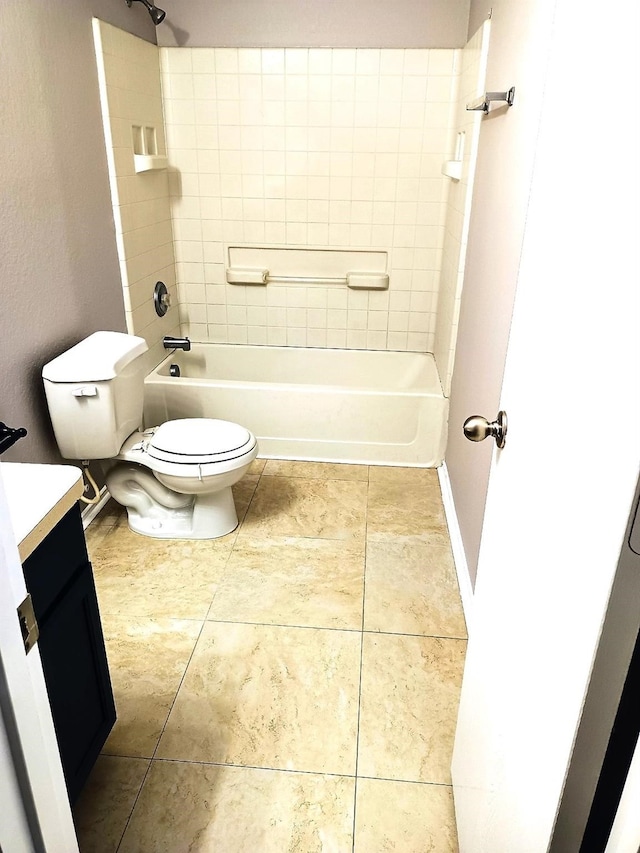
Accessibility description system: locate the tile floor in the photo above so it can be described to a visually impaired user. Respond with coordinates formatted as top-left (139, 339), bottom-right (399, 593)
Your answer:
top-left (73, 460), bottom-right (467, 852)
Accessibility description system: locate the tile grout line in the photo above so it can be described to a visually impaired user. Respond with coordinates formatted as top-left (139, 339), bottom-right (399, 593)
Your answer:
top-left (109, 752), bottom-right (359, 779)
top-left (112, 472), bottom-right (258, 853)
top-left (113, 756), bottom-right (154, 853)
top-left (113, 611), bottom-right (210, 853)
top-left (355, 772), bottom-right (455, 788)
top-left (154, 478), bottom-right (253, 744)
top-left (199, 615), bottom-right (468, 642)
top-left (101, 751), bottom-right (454, 789)
top-left (203, 472), bottom-right (261, 621)
top-left (201, 617), bottom-right (363, 633)
top-left (351, 464), bottom-right (371, 853)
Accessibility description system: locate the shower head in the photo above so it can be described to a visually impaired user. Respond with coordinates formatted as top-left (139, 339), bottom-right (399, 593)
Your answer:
top-left (125, 0), bottom-right (166, 25)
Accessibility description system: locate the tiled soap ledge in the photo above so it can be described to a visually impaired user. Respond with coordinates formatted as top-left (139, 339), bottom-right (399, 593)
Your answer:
top-left (134, 154), bottom-right (168, 173)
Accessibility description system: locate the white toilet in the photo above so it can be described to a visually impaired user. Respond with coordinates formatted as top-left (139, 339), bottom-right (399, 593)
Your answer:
top-left (42, 331), bottom-right (258, 539)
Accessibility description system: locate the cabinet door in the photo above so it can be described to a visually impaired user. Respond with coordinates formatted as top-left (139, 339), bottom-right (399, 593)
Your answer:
top-left (22, 504), bottom-right (88, 622)
top-left (37, 563), bottom-right (116, 803)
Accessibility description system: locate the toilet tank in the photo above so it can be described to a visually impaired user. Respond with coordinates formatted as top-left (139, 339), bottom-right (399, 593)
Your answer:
top-left (42, 332), bottom-right (149, 459)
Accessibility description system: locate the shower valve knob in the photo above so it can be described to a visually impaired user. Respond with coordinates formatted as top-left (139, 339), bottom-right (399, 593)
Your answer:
top-left (463, 411), bottom-right (507, 449)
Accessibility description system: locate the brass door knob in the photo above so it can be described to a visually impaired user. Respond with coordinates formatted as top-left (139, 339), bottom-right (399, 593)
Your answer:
top-left (463, 411), bottom-right (507, 449)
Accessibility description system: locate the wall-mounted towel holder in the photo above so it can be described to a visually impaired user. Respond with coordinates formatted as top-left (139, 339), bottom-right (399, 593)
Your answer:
top-left (225, 246), bottom-right (389, 290)
top-left (226, 268), bottom-right (389, 290)
top-left (467, 87), bottom-right (515, 114)
top-left (0, 422), bottom-right (27, 455)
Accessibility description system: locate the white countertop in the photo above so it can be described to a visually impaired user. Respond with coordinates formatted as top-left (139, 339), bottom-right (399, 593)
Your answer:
top-left (1, 462), bottom-right (84, 562)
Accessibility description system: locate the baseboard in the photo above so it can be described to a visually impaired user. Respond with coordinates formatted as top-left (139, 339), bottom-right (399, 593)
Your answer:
top-left (80, 487), bottom-right (110, 530)
top-left (438, 463), bottom-right (474, 634)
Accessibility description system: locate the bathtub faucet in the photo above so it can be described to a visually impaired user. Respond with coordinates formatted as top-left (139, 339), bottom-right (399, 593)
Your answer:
top-left (163, 336), bottom-right (191, 351)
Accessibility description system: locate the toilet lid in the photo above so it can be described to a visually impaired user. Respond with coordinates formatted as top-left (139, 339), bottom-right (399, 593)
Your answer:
top-left (147, 418), bottom-right (255, 464)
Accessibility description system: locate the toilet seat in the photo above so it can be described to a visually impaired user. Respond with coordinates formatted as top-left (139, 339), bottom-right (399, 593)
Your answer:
top-left (117, 419), bottom-right (258, 480)
top-left (147, 418), bottom-right (255, 465)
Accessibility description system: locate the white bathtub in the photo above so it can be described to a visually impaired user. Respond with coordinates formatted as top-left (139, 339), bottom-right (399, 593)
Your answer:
top-left (144, 345), bottom-right (448, 467)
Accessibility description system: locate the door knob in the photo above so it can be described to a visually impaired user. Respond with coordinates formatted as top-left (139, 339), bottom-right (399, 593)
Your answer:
top-left (463, 411), bottom-right (507, 449)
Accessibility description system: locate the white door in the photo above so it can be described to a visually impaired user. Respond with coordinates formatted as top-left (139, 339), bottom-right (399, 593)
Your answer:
top-left (0, 465), bottom-right (79, 853)
top-left (445, 0), bottom-right (558, 588)
top-left (451, 0), bottom-right (640, 849)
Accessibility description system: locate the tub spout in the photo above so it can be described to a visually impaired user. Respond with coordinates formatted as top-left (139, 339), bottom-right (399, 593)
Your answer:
top-left (163, 336), bottom-right (191, 351)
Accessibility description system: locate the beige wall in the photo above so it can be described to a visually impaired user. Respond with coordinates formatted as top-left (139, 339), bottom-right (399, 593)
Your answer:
top-left (162, 47), bottom-right (458, 350)
top-left (94, 21), bottom-right (180, 372)
top-left (0, 2), bottom-right (155, 464)
top-left (158, 0), bottom-right (471, 49)
top-left (467, 0), bottom-right (492, 42)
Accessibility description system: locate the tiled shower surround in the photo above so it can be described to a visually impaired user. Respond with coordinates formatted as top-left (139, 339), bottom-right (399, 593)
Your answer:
top-left (434, 24), bottom-right (488, 394)
top-left (161, 47), bottom-right (460, 352)
top-left (93, 21), bottom-right (181, 371)
top-left (94, 25), bottom-right (485, 374)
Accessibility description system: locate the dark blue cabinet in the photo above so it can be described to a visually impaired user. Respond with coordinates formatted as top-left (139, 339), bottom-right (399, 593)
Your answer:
top-left (21, 504), bottom-right (116, 803)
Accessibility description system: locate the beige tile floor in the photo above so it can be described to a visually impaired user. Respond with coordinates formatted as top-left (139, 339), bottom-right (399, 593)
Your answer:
top-left (74, 460), bottom-right (467, 853)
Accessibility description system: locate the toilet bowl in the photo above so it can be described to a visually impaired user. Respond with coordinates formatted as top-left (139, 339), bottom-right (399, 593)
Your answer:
top-left (42, 331), bottom-right (259, 541)
top-left (107, 418), bottom-right (258, 539)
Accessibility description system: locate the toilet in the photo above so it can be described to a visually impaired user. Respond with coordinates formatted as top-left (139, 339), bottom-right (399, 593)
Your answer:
top-left (42, 331), bottom-right (258, 539)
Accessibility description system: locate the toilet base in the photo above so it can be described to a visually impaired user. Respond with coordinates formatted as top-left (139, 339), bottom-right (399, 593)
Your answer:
top-left (126, 486), bottom-right (239, 540)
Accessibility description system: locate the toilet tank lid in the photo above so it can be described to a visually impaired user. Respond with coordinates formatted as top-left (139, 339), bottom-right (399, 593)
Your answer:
top-left (42, 332), bottom-right (148, 382)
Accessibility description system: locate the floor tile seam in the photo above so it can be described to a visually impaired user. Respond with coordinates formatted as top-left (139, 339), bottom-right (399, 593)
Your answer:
top-left (87, 513), bottom-right (120, 528)
top-left (147, 616), bottom-right (210, 766)
top-left (259, 473), bottom-right (370, 483)
top-left (352, 650), bottom-right (364, 853)
top-left (236, 532), bottom-right (366, 545)
top-left (100, 613), bottom-right (207, 625)
top-left (352, 476), bottom-right (370, 853)
top-left (202, 516), bottom-right (250, 619)
top-left (362, 628), bottom-right (469, 642)
top-left (85, 524), bottom-right (116, 544)
top-left (202, 616), bottom-right (363, 635)
top-left (232, 472), bottom-right (261, 538)
top-left (355, 773), bottom-right (454, 789)
top-left (225, 530), bottom-right (368, 549)
top-left (97, 762), bottom-right (453, 792)
top-left (113, 751), bottom-right (155, 853)
top-left (147, 755), bottom-right (358, 780)
top-left (99, 749), bottom-right (155, 762)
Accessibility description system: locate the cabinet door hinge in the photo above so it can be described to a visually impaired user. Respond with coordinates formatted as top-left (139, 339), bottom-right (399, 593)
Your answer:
top-left (17, 593), bottom-right (39, 655)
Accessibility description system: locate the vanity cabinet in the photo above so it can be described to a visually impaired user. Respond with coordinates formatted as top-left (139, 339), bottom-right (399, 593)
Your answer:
top-left (21, 503), bottom-right (115, 804)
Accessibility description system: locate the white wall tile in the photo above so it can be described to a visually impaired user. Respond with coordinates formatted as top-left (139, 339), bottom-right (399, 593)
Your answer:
top-left (308, 50), bottom-right (332, 75)
top-left (327, 329), bottom-right (347, 348)
top-left (355, 49), bottom-right (380, 76)
top-left (161, 48), bottom-right (192, 75)
top-left (163, 46), bottom-right (458, 353)
top-left (285, 48), bottom-right (308, 74)
top-left (287, 327), bottom-right (307, 346)
top-left (267, 326), bottom-right (287, 345)
top-left (214, 49), bottom-right (239, 74)
top-left (238, 49), bottom-right (262, 74)
top-left (192, 49), bottom-right (217, 74)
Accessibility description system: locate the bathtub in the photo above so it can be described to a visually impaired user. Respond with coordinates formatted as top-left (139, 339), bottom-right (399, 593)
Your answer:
top-left (144, 344), bottom-right (448, 467)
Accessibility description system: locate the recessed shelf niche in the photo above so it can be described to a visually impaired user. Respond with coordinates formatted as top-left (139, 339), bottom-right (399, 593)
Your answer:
top-left (131, 123), bottom-right (167, 173)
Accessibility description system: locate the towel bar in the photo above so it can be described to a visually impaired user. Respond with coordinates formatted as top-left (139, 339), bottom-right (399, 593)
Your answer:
top-left (226, 268), bottom-right (389, 290)
top-left (467, 86), bottom-right (515, 114)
